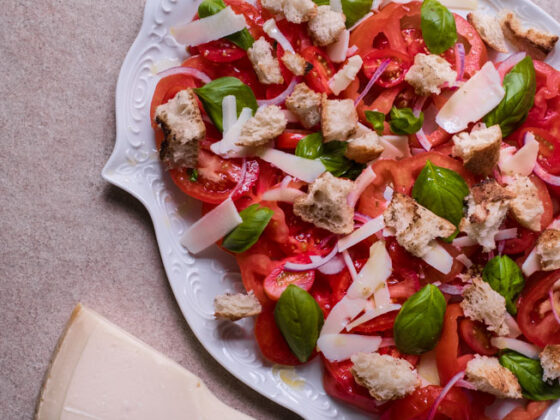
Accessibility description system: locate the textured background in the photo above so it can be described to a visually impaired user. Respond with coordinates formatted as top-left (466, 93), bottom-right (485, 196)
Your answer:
top-left (0, 1), bottom-right (557, 419)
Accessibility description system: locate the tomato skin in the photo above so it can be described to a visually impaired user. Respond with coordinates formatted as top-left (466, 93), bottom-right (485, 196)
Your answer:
top-left (459, 318), bottom-right (498, 356)
top-left (150, 73), bottom-right (197, 131)
top-left (193, 39), bottom-right (246, 62)
top-left (454, 14), bottom-right (487, 78)
top-left (503, 401), bottom-right (552, 420)
top-left (301, 46), bottom-right (336, 94)
top-left (362, 48), bottom-right (412, 88)
top-left (517, 127), bottom-right (560, 176)
top-left (350, 311), bottom-right (398, 334)
top-left (276, 130), bottom-right (311, 150)
top-left (255, 308), bottom-right (304, 365)
top-left (263, 263), bottom-right (315, 301)
top-left (517, 270), bottom-right (560, 346)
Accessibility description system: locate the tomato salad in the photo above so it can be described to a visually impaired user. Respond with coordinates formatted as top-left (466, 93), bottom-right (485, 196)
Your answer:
top-left (151, 0), bottom-right (560, 417)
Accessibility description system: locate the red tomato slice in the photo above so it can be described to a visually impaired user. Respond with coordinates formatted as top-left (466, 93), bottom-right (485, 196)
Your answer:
top-left (362, 48), bottom-right (411, 88)
top-left (276, 19), bottom-right (313, 53)
top-left (501, 225), bottom-right (538, 256)
top-left (518, 127), bottom-right (560, 175)
top-left (517, 270), bottom-right (560, 346)
top-left (301, 46), bottom-right (335, 94)
top-left (454, 14), bottom-right (488, 79)
top-left (459, 318), bottom-right (498, 356)
top-left (276, 130), bottom-right (311, 150)
top-left (349, 311), bottom-right (398, 334)
top-left (378, 346), bottom-right (419, 367)
top-left (150, 74), bottom-right (197, 131)
top-left (224, 0), bottom-right (265, 39)
top-left (255, 308), bottom-right (303, 365)
top-left (194, 39), bottom-right (246, 63)
top-left (402, 28), bottom-right (428, 57)
top-left (387, 267), bottom-right (420, 302)
top-left (503, 401), bottom-right (552, 420)
top-left (264, 263), bottom-right (315, 301)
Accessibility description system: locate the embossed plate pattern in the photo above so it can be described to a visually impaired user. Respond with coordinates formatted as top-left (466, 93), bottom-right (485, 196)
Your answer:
top-left (103, 1), bottom-right (560, 418)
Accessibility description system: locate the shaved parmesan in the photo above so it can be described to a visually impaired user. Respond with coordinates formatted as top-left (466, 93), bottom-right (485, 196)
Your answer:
top-left (222, 95), bottom-right (237, 133)
top-left (172, 7), bottom-right (247, 46)
top-left (210, 108), bottom-right (253, 158)
top-left (338, 216), bottom-right (384, 252)
top-left (318, 334), bottom-right (382, 362)
top-left (263, 19), bottom-right (293, 53)
top-left (422, 243), bottom-right (454, 274)
top-left (380, 135), bottom-right (411, 159)
top-left (261, 187), bottom-right (305, 203)
top-left (521, 248), bottom-right (540, 277)
top-left (456, 253), bottom-right (473, 268)
top-left (499, 133), bottom-right (539, 176)
top-left (321, 296), bottom-right (370, 335)
top-left (345, 304), bottom-right (401, 331)
top-left (257, 148), bottom-right (326, 183)
top-left (491, 337), bottom-right (540, 359)
top-left (436, 62), bottom-right (505, 134)
top-left (347, 241), bottom-right (392, 299)
top-left (439, 0), bottom-right (478, 9)
top-left (181, 198), bottom-right (242, 254)
top-left (329, 55), bottom-right (363, 96)
top-left (327, 30), bottom-right (349, 63)
top-left (418, 351), bottom-right (440, 386)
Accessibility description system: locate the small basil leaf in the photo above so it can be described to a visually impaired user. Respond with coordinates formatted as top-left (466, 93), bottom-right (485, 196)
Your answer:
top-left (484, 56), bottom-right (536, 138)
top-left (412, 160), bottom-right (469, 227)
top-left (311, 0), bottom-right (329, 5)
top-left (222, 204), bottom-right (273, 253)
top-left (320, 141), bottom-right (365, 179)
top-left (274, 285), bottom-right (324, 362)
top-left (341, 0), bottom-right (373, 28)
top-left (482, 255), bottom-right (525, 315)
top-left (189, 168), bottom-right (199, 182)
top-left (420, 0), bottom-right (458, 55)
top-left (295, 132), bottom-right (324, 159)
top-left (500, 351), bottom-right (560, 400)
top-left (198, 0), bottom-right (254, 50)
top-left (394, 284), bottom-right (447, 354)
top-left (390, 107), bottom-right (424, 135)
top-left (365, 110), bottom-right (385, 135)
top-left (194, 77), bottom-right (258, 132)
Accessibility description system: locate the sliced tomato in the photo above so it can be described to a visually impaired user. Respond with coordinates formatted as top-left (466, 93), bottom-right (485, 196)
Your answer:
top-left (362, 48), bottom-right (411, 88)
top-left (402, 28), bottom-right (428, 57)
top-left (454, 14), bottom-right (487, 78)
top-left (224, 0), bottom-right (265, 39)
top-left (264, 262), bottom-right (315, 301)
top-left (378, 346), bottom-right (420, 367)
top-left (517, 127), bottom-right (560, 175)
top-left (503, 401), bottom-right (552, 420)
top-left (275, 19), bottom-right (313, 53)
top-left (387, 267), bottom-right (420, 302)
top-left (301, 46), bottom-right (335, 94)
top-left (459, 318), bottom-right (498, 356)
top-left (218, 56), bottom-right (267, 99)
top-left (517, 270), bottom-right (560, 346)
top-left (194, 39), bottom-right (246, 62)
top-left (255, 308), bottom-right (303, 365)
top-left (150, 73), bottom-right (197, 131)
top-left (276, 130), bottom-right (311, 150)
top-left (350, 311), bottom-right (398, 334)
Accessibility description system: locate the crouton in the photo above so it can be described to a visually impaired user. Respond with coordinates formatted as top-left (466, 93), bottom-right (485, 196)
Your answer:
top-left (468, 12), bottom-right (509, 53)
top-left (466, 355), bottom-right (522, 399)
top-left (260, 0), bottom-right (284, 15)
top-left (237, 105), bottom-right (287, 147)
top-left (404, 53), bottom-right (457, 96)
top-left (308, 6), bottom-right (346, 47)
top-left (321, 96), bottom-right (358, 142)
top-left (461, 277), bottom-right (509, 336)
top-left (155, 88), bottom-right (205, 169)
top-left (501, 11), bottom-right (559, 60)
top-left (328, 55), bottom-right (363, 96)
top-left (383, 193), bottom-right (456, 258)
top-left (506, 175), bottom-right (544, 232)
top-left (540, 345), bottom-right (560, 382)
top-left (281, 51), bottom-right (308, 76)
top-left (344, 125), bottom-right (384, 163)
top-left (247, 37), bottom-right (284, 85)
top-left (214, 292), bottom-right (262, 321)
top-left (536, 229), bottom-right (560, 271)
top-left (460, 180), bottom-right (514, 251)
top-left (285, 83), bottom-right (322, 129)
top-left (452, 124), bottom-right (502, 176)
top-left (350, 353), bottom-right (419, 401)
top-left (283, 0), bottom-right (317, 24)
top-left (293, 172), bottom-right (354, 234)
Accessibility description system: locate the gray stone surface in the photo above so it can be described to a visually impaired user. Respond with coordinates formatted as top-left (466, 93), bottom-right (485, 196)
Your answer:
top-left (0, 1), bottom-right (558, 419)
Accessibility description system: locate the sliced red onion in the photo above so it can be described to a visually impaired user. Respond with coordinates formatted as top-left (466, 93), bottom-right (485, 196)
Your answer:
top-left (380, 337), bottom-right (395, 347)
top-left (353, 212), bottom-right (372, 224)
top-left (263, 19), bottom-right (294, 52)
top-left (456, 379), bottom-right (476, 390)
top-left (339, 216), bottom-right (385, 252)
top-left (438, 283), bottom-right (465, 295)
top-left (348, 12), bottom-right (373, 31)
top-left (413, 96), bottom-right (432, 151)
top-left (497, 52), bottom-right (526, 79)
top-left (534, 162), bottom-right (560, 186)
top-left (549, 279), bottom-right (560, 326)
top-left (452, 235), bottom-right (477, 248)
top-left (318, 255), bottom-right (346, 275)
top-left (284, 244), bottom-right (339, 271)
top-left (505, 313), bottom-right (522, 338)
top-left (495, 228), bottom-right (518, 241)
top-left (228, 158), bottom-right (247, 198)
top-left (354, 59), bottom-right (391, 106)
top-left (342, 250), bottom-right (359, 282)
top-left (491, 337), bottom-right (540, 359)
top-left (261, 187), bottom-right (305, 203)
top-left (454, 43), bottom-right (466, 82)
top-left (456, 254), bottom-right (473, 268)
top-left (411, 147), bottom-right (425, 155)
top-left (157, 66), bottom-right (212, 84)
top-left (348, 166), bottom-right (376, 208)
top-left (257, 77), bottom-right (298, 107)
top-left (427, 371), bottom-right (465, 420)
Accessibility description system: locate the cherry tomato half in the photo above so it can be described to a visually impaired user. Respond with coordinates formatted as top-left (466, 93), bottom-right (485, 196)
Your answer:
top-left (301, 46), bottom-right (335, 94)
top-left (264, 262), bottom-right (315, 301)
top-left (194, 39), bottom-right (246, 63)
top-left (362, 48), bottom-right (411, 88)
top-left (276, 130), bottom-right (311, 150)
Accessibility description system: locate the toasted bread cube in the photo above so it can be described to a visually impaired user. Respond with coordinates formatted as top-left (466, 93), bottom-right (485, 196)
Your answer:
top-left (247, 37), bottom-right (284, 85)
top-left (468, 12), bottom-right (509, 53)
top-left (321, 96), bottom-right (358, 142)
top-left (155, 88), bottom-right (205, 169)
top-left (283, 0), bottom-right (317, 23)
top-left (260, 0), bottom-right (284, 14)
top-left (460, 180), bottom-right (514, 251)
top-left (237, 105), bottom-right (287, 147)
top-left (293, 172), bottom-right (354, 234)
top-left (536, 229), bottom-right (560, 271)
top-left (344, 125), bottom-right (384, 163)
top-left (214, 292), bottom-right (262, 321)
top-left (329, 55), bottom-right (363, 96)
top-left (308, 6), bottom-right (346, 47)
top-left (506, 175), bottom-right (544, 232)
top-left (285, 83), bottom-right (322, 129)
top-left (452, 124), bottom-right (502, 176)
top-left (281, 51), bottom-right (308, 76)
top-left (350, 353), bottom-right (419, 401)
top-left (384, 193), bottom-right (456, 258)
top-left (466, 355), bottom-right (522, 399)
top-left (540, 345), bottom-right (560, 382)
top-left (404, 53), bottom-right (457, 96)
top-left (461, 277), bottom-right (509, 336)
top-left (501, 11), bottom-right (559, 60)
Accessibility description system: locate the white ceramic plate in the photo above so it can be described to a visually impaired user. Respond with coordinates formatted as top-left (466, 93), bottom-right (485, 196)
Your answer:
top-left (103, 1), bottom-right (560, 418)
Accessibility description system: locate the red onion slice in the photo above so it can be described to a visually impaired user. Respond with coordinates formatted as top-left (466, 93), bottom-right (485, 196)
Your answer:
top-left (318, 255), bottom-right (346, 275)
top-left (549, 279), bottom-right (560, 326)
top-left (342, 250), bottom-right (359, 282)
top-left (157, 66), bottom-right (212, 84)
top-left (456, 379), bottom-right (476, 390)
top-left (380, 337), bottom-right (395, 347)
top-left (257, 77), bottom-right (298, 107)
top-left (354, 212), bottom-right (372, 224)
top-left (455, 43), bottom-right (466, 82)
top-left (348, 166), bottom-right (376, 208)
top-left (284, 244), bottom-right (339, 271)
top-left (413, 96), bottom-right (432, 151)
top-left (354, 59), bottom-right (391, 106)
top-left (438, 283), bottom-right (465, 295)
top-left (427, 371), bottom-right (465, 420)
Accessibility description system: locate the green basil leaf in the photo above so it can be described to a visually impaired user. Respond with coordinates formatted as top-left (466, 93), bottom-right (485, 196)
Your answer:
top-left (189, 168), bottom-right (199, 182)
top-left (365, 110), bottom-right (385, 135)
top-left (412, 160), bottom-right (469, 227)
top-left (274, 285), bottom-right (324, 362)
top-left (500, 351), bottom-right (560, 400)
top-left (420, 0), bottom-right (458, 55)
top-left (342, 0), bottom-right (373, 28)
top-left (194, 77), bottom-right (258, 132)
top-left (482, 255), bottom-right (525, 315)
top-left (198, 0), bottom-right (254, 50)
top-left (222, 204), bottom-right (273, 253)
top-left (295, 132), bottom-right (324, 159)
top-left (394, 284), bottom-right (447, 355)
top-left (390, 107), bottom-right (424, 135)
top-left (311, 0), bottom-right (330, 5)
top-left (484, 56), bottom-right (536, 137)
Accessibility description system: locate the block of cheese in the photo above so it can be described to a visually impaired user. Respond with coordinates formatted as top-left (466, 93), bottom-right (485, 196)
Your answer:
top-left (35, 304), bottom-right (253, 420)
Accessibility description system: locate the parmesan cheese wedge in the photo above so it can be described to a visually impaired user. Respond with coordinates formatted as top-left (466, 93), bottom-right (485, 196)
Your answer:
top-left (347, 241), bottom-right (392, 299)
top-left (499, 133), bottom-right (539, 176)
top-left (318, 334), bottom-right (382, 362)
top-left (257, 148), bottom-right (326, 183)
